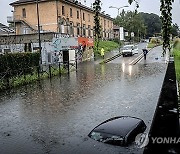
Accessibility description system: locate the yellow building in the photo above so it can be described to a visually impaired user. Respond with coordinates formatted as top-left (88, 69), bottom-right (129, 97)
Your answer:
top-left (8, 0), bottom-right (114, 39)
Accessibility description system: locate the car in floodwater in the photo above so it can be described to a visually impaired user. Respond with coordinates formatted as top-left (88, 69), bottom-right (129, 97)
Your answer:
top-left (88, 116), bottom-right (146, 146)
top-left (122, 45), bottom-right (138, 57)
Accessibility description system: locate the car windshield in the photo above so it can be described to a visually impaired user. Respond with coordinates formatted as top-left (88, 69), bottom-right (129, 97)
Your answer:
top-left (134, 45), bottom-right (138, 49)
top-left (123, 46), bottom-right (133, 50)
top-left (89, 131), bottom-right (124, 144)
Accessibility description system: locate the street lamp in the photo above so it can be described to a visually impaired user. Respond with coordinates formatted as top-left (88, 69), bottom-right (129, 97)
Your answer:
top-left (109, 5), bottom-right (129, 16)
top-left (109, 5), bottom-right (129, 52)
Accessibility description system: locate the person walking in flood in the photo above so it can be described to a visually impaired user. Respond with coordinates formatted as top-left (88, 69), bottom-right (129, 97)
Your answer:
top-left (101, 48), bottom-right (105, 59)
top-left (142, 48), bottom-right (148, 60)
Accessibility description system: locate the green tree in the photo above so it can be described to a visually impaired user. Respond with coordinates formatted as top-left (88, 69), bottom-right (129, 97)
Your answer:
top-left (93, 0), bottom-right (102, 56)
top-left (171, 23), bottom-right (179, 38)
top-left (128, 0), bottom-right (174, 54)
top-left (114, 11), bottom-right (146, 41)
top-left (139, 12), bottom-right (162, 38)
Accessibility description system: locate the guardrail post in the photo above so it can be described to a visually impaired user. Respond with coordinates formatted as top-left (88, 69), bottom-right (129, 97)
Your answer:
top-left (75, 52), bottom-right (78, 71)
top-left (59, 62), bottom-right (61, 77)
top-left (49, 64), bottom-right (52, 79)
top-left (67, 61), bottom-right (70, 74)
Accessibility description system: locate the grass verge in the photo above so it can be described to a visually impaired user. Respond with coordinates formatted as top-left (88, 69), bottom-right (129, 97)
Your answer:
top-left (94, 40), bottom-right (119, 57)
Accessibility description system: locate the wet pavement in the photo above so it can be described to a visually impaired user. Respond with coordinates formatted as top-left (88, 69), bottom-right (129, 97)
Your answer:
top-left (0, 45), bottom-right (168, 154)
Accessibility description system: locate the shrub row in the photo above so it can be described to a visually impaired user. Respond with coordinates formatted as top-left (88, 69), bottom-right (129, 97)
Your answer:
top-left (0, 52), bottom-right (40, 75)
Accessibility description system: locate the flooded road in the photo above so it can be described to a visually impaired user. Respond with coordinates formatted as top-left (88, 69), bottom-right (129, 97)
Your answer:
top-left (0, 46), bottom-right (167, 154)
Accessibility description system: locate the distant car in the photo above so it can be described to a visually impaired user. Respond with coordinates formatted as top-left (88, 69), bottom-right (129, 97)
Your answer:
top-left (122, 45), bottom-right (138, 57)
top-left (88, 116), bottom-right (146, 146)
top-left (133, 45), bottom-right (139, 54)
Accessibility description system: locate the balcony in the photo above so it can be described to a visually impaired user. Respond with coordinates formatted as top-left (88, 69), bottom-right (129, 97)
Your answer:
top-left (7, 16), bottom-right (14, 23)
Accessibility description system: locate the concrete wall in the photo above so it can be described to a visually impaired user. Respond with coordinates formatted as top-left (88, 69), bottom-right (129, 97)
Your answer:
top-left (0, 33), bottom-right (94, 64)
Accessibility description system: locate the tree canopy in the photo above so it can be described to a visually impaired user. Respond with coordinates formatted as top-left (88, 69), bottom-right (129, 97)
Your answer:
top-left (114, 10), bottom-right (146, 41)
top-left (139, 12), bottom-right (162, 38)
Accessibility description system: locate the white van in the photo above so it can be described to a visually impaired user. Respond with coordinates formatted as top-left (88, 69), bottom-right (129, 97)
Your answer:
top-left (122, 44), bottom-right (138, 57)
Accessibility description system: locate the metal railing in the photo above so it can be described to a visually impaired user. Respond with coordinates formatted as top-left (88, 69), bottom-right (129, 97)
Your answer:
top-left (0, 60), bottom-right (77, 91)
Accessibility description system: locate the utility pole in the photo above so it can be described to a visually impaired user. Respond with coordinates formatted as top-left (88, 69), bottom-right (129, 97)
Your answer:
top-left (36, 0), bottom-right (42, 64)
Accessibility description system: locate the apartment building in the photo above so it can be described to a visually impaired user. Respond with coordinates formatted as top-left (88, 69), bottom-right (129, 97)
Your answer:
top-left (8, 0), bottom-right (114, 39)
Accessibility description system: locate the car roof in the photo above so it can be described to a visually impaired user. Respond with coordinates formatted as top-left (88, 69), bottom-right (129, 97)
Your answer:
top-left (91, 116), bottom-right (142, 137)
top-left (124, 45), bottom-right (134, 47)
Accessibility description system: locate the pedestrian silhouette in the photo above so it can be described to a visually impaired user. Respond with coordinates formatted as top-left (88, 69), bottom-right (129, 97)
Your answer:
top-left (142, 48), bottom-right (148, 60)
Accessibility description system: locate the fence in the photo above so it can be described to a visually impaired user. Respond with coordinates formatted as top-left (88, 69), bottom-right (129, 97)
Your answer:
top-left (0, 60), bottom-right (77, 91)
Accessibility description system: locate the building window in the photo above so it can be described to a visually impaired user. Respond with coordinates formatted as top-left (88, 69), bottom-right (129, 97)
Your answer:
top-left (77, 23), bottom-right (80, 35)
top-left (83, 24), bottom-right (86, 36)
top-left (83, 12), bottom-right (85, 21)
top-left (22, 8), bottom-right (26, 18)
top-left (77, 10), bottom-right (79, 19)
top-left (70, 8), bottom-right (72, 17)
top-left (70, 22), bottom-right (74, 35)
top-left (108, 21), bottom-right (109, 27)
top-left (88, 14), bottom-right (90, 22)
top-left (104, 20), bottom-right (106, 26)
top-left (62, 6), bottom-right (65, 16)
top-left (88, 25), bottom-right (91, 37)
top-left (66, 21), bottom-right (70, 34)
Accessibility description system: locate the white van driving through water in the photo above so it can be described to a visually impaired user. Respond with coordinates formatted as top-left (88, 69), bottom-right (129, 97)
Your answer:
top-left (122, 45), bottom-right (138, 57)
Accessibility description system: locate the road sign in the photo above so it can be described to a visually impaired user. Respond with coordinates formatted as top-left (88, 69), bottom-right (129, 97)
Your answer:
top-left (120, 27), bottom-right (124, 41)
top-left (131, 32), bottom-right (134, 37)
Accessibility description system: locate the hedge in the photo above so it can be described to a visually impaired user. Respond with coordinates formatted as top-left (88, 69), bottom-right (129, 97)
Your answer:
top-left (0, 52), bottom-right (40, 75)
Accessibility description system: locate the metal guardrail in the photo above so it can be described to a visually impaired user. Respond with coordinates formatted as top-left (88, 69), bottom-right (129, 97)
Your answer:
top-left (0, 60), bottom-right (77, 91)
top-left (100, 53), bottom-right (122, 64)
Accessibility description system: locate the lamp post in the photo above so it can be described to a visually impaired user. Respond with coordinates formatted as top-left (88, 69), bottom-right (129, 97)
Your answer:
top-left (36, 0), bottom-right (42, 64)
top-left (109, 5), bottom-right (129, 16)
top-left (109, 5), bottom-right (129, 52)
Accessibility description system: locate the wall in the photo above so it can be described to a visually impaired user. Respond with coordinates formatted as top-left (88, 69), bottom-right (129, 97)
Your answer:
top-left (0, 33), bottom-right (94, 64)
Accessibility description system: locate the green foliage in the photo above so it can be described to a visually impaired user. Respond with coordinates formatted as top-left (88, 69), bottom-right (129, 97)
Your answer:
top-left (147, 38), bottom-right (163, 48)
top-left (139, 12), bottom-right (162, 38)
top-left (173, 39), bottom-right (180, 82)
top-left (128, 0), bottom-right (174, 55)
top-left (93, 0), bottom-right (102, 54)
top-left (173, 38), bottom-right (180, 50)
top-left (94, 41), bottom-right (119, 57)
top-left (114, 11), bottom-right (146, 41)
top-left (160, 0), bottom-right (174, 54)
top-left (0, 52), bottom-right (40, 75)
top-left (171, 23), bottom-right (179, 38)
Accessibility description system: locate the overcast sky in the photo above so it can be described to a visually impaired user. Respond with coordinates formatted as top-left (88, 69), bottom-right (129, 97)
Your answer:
top-left (0, 0), bottom-right (180, 26)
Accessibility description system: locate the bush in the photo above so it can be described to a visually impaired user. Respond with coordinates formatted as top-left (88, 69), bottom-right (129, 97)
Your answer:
top-left (173, 38), bottom-right (180, 49)
top-left (173, 38), bottom-right (180, 83)
top-left (0, 52), bottom-right (40, 75)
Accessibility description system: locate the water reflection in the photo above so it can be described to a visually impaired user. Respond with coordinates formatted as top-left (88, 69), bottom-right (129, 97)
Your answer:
top-left (121, 63), bottom-right (132, 76)
top-left (101, 64), bottom-right (105, 78)
top-left (129, 65), bottom-right (132, 76)
top-left (122, 63), bottom-right (125, 73)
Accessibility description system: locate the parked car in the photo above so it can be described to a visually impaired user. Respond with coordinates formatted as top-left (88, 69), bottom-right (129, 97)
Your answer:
top-left (122, 45), bottom-right (138, 57)
top-left (88, 116), bottom-right (146, 146)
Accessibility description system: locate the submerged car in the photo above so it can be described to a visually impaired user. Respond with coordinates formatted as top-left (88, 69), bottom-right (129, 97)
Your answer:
top-left (122, 45), bottom-right (138, 57)
top-left (88, 116), bottom-right (146, 146)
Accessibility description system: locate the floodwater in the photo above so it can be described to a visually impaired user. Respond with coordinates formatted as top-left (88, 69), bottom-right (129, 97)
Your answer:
top-left (0, 47), bottom-right (167, 154)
